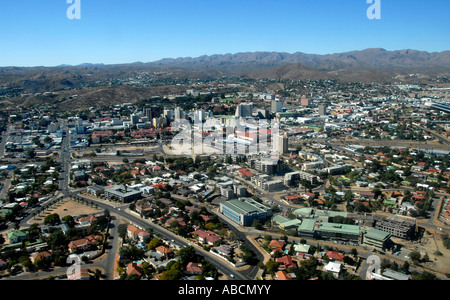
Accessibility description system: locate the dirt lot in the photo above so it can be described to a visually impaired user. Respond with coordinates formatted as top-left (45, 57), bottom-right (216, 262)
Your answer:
top-left (29, 199), bottom-right (103, 225)
top-left (393, 230), bottom-right (450, 275)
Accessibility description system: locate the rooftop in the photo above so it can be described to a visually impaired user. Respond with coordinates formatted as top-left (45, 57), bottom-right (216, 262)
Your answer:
top-left (221, 198), bottom-right (271, 216)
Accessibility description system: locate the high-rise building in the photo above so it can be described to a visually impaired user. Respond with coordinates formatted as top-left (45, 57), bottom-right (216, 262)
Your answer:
top-left (163, 108), bottom-right (174, 121)
top-left (276, 132), bottom-right (289, 155)
top-left (131, 113), bottom-right (140, 125)
top-left (277, 133), bottom-right (289, 154)
top-left (144, 106), bottom-right (161, 120)
top-left (194, 109), bottom-right (206, 123)
top-left (174, 107), bottom-right (184, 121)
top-left (318, 104), bottom-right (327, 116)
top-left (271, 100), bottom-right (283, 113)
top-left (235, 103), bottom-right (253, 118)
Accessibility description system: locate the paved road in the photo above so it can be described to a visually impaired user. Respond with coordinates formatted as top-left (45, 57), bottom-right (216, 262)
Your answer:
top-left (74, 193), bottom-right (250, 280)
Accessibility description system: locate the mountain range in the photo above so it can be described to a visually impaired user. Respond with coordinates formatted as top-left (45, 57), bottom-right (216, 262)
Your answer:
top-left (149, 48), bottom-right (450, 73)
top-left (1, 48), bottom-right (449, 109)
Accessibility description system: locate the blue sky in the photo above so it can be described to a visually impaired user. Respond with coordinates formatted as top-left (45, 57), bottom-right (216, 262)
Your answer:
top-left (0, 0), bottom-right (448, 66)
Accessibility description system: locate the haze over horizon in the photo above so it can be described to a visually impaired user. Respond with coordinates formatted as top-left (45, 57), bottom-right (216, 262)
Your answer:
top-left (0, 0), bottom-right (449, 67)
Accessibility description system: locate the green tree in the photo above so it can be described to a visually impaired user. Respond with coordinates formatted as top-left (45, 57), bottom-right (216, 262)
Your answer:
top-left (147, 238), bottom-right (163, 251)
top-left (265, 260), bottom-right (280, 275)
top-left (409, 251), bottom-right (421, 263)
top-left (44, 213), bottom-right (61, 225)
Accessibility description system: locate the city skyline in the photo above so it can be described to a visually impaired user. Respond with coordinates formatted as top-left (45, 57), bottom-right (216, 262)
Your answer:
top-left (0, 0), bottom-right (449, 67)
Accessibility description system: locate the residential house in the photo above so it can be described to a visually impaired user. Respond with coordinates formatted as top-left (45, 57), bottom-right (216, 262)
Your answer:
top-left (155, 245), bottom-right (173, 258)
top-left (191, 229), bottom-right (220, 245)
top-left (325, 250), bottom-right (345, 261)
top-left (185, 262), bottom-right (204, 275)
top-left (214, 244), bottom-right (233, 256)
top-left (269, 240), bottom-right (285, 251)
top-left (276, 255), bottom-right (297, 269)
top-left (68, 235), bottom-right (101, 253)
top-left (127, 224), bottom-right (151, 243)
top-left (68, 268), bottom-right (91, 280)
top-left (7, 230), bottom-right (28, 244)
top-left (127, 262), bottom-right (144, 277)
top-left (276, 270), bottom-right (293, 280)
top-left (324, 261), bottom-right (342, 274)
top-left (135, 202), bottom-right (155, 217)
top-left (77, 214), bottom-right (102, 227)
top-left (30, 251), bottom-right (52, 264)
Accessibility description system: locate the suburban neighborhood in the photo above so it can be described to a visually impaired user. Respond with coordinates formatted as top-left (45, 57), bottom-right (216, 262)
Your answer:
top-left (0, 76), bottom-right (449, 282)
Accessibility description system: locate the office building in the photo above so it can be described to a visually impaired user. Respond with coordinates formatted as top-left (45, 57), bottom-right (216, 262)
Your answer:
top-left (104, 185), bottom-right (142, 203)
top-left (300, 98), bottom-right (311, 107)
top-left (144, 106), bottom-right (162, 120)
top-left (315, 223), bottom-right (362, 243)
top-left (271, 100), bottom-right (283, 113)
top-left (235, 103), bottom-right (253, 118)
top-left (254, 158), bottom-right (282, 175)
top-left (362, 229), bottom-right (393, 250)
top-left (220, 198), bottom-right (272, 226)
top-left (284, 171), bottom-right (319, 186)
top-left (276, 132), bottom-right (289, 155)
top-left (130, 113), bottom-right (140, 125)
top-left (318, 104), bottom-right (327, 116)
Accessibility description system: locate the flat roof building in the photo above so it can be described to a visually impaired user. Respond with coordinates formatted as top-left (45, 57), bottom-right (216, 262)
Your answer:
top-left (297, 219), bottom-right (316, 239)
top-left (316, 223), bottom-right (362, 243)
top-left (272, 215), bottom-right (301, 231)
top-left (374, 217), bottom-right (416, 240)
top-left (363, 229), bottom-right (393, 251)
top-left (104, 185), bottom-right (142, 203)
top-left (220, 198), bottom-right (272, 227)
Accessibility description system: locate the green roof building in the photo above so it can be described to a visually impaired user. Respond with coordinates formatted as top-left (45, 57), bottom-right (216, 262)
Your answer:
top-left (220, 198), bottom-right (272, 226)
top-left (7, 230), bottom-right (28, 244)
top-left (363, 229), bottom-right (393, 250)
top-left (297, 219), bottom-right (316, 239)
top-left (316, 223), bottom-right (362, 243)
top-left (272, 215), bottom-right (301, 231)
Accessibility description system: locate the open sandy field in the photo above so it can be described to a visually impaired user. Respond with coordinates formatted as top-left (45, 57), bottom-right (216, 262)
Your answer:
top-left (29, 199), bottom-right (103, 225)
top-left (392, 230), bottom-right (450, 276)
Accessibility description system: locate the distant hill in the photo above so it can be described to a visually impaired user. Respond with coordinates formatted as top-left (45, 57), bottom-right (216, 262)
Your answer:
top-left (148, 48), bottom-right (450, 73)
top-left (244, 63), bottom-right (397, 83)
top-left (1, 48), bottom-right (449, 110)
